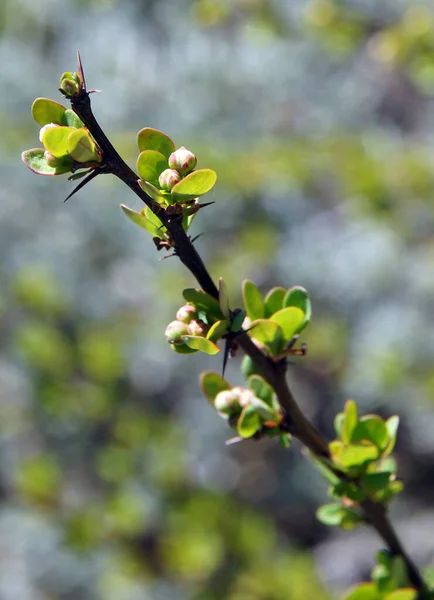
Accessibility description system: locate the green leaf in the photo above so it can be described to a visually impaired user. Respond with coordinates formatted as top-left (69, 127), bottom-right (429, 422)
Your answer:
top-left (120, 204), bottom-right (165, 239)
top-left (31, 97), bottom-right (66, 126)
top-left (330, 440), bottom-right (380, 469)
top-left (342, 399), bottom-right (358, 444)
top-left (200, 371), bottom-right (231, 403)
top-left (383, 416), bottom-right (400, 456)
top-left (171, 169), bottom-right (217, 203)
top-left (383, 590), bottom-right (417, 600)
top-left (360, 472), bottom-right (392, 492)
top-left (219, 277), bottom-right (230, 318)
top-left (343, 582), bottom-right (382, 600)
top-left (237, 404), bottom-right (261, 438)
top-left (137, 150), bottom-right (168, 187)
top-left (240, 355), bottom-right (261, 379)
top-left (283, 286), bottom-right (312, 332)
top-left (249, 319), bottom-right (284, 356)
top-left (264, 287), bottom-right (286, 317)
top-left (170, 343), bottom-right (198, 355)
top-left (316, 503), bottom-right (346, 526)
top-left (182, 289), bottom-right (223, 321)
top-left (230, 309), bottom-right (246, 332)
top-left (242, 280), bottom-right (265, 320)
top-left (42, 126), bottom-right (75, 157)
top-left (137, 127), bottom-right (175, 158)
top-left (67, 129), bottom-right (101, 163)
top-left (351, 417), bottom-right (390, 453)
top-left (21, 148), bottom-right (72, 176)
top-left (139, 180), bottom-right (169, 205)
top-left (247, 375), bottom-right (274, 406)
top-left (182, 335), bottom-right (220, 355)
top-left (143, 206), bottom-right (166, 231)
top-left (310, 455), bottom-right (341, 486)
top-left (207, 319), bottom-right (230, 343)
top-left (270, 307), bottom-right (305, 345)
top-left (249, 396), bottom-right (279, 423)
top-left (334, 412), bottom-right (344, 439)
top-left (62, 109), bottom-right (84, 128)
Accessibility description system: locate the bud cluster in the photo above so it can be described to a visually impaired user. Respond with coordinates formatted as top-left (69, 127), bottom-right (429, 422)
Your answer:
top-left (165, 303), bottom-right (209, 354)
top-left (158, 146), bottom-right (197, 191)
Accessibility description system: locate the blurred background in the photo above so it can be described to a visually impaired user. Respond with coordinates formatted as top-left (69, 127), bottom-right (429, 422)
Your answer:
top-left (1, 0), bottom-right (434, 598)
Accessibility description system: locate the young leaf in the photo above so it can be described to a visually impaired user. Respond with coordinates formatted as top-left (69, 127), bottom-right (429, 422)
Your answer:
top-left (67, 129), bottom-right (101, 163)
top-left (383, 590), bottom-right (417, 600)
top-left (42, 126), bottom-right (75, 157)
top-left (219, 277), bottom-right (230, 318)
top-left (182, 289), bottom-right (223, 321)
top-left (351, 417), bottom-right (390, 453)
top-left (22, 149), bottom-right (72, 176)
top-left (283, 286), bottom-right (312, 332)
top-left (139, 180), bottom-right (169, 205)
top-left (200, 371), bottom-right (231, 403)
top-left (242, 280), bottom-right (265, 320)
top-left (137, 127), bottom-right (175, 158)
top-left (249, 396), bottom-right (279, 423)
top-left (207, 319), bottom-right (230, 343)
top-left (31, 98), bottom-right (66, 126)
top-left (237, 404), bottom-right (261, 438)
top-left (383, 416), bottom-right (400, 456)
top-left (247, 375), bottom-right (274, 406)
top-left (330, 440), bottom-right (380, 469)
top-left (143, 206), bottom-right (165, 231)
top-left (342, 399), bottom-right (358, 444)
top-left (62, 109), bottom-right (84, 128)
top-left (137, 150), bottom-right (168, 187)
top-left (182, 335), bottom-right (220, 355)
top-left (248, 319), bottom-right (284, 356)
top-left (120, 204), bottom-right (165, 239)
top-left (171, 169), bottom-right (217, 203)
top-left (316, 503), bottom-right (346, 526)
top-left (270, 307), bottom-right (305, 345)
top-left (343, 582), bottom-right (381, 600)
top-left (264, 287), bottom-right (286, 317)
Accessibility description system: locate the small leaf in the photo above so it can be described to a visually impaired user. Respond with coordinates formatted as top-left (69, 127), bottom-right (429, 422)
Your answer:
top-left (219, 277), bottom-right (230, 318)
top-left (351, 417), bottom-right (390, 453)
top-left (42, 126), bottom-right (75, 157)
top-left (31, 97), bottom-right (66, 126)
top-left (139, 179), bottom-right (169, 205)
top-left (22, 149), bottom-right (72, 176)
top-left (283, 286), bottom-right (312, 332)
top-left (137, 150), bottom-right (168, 187)
top-left (330, 440), bottom-right (380, 468)
top-left (342, 399), bottom-right (358, 444)
top-left (383, 590), bottom-right (417, 600)
top-left (171, 169), bottom-right (217, 203)
top-left (182, 335), bottom-right (220, 355)
top-left (143, 206), bottom-right (166, 231)
top-left (62, 109), bottom-right (84, 128)
top-left (207, 319), bottom-right (230, 342)
top-left (334, 412), bottom-right (344, 439)
top-left (249, 396), bottom-right (279, 422)
top-left (242, 280), bottom-right (264, 320)
top-left (241, 355), bottom-right (261, 379)
top-left (360, 472), bottom-right (392, 492)
top-left (343, 582), bottom-right (381, 600)
top-left (249, 319), bottom-right (284, 356)
top-left (316, 503), bottom-right (345, 526)
top-left (120, 204), bottom-right (165, 239)
top-left (231, 309), bottom-right (246, 332)
top-left (67, 129), bottom-right (101, 163)
top-left (182, 289), bottom-right (223, 321)
top-left (137, 127), bottom-right (175, 158)
top-left (200, 370), bottom-right (231, 403)
top-left (264, 287), bottom-right (286, 317)
top-left (237, 404), bottom-right (261, 438)
top-left (247, 375), bottom-right (274, 406)
top-left (383, 416), bottom-right (400, 456)
top-left (270, 307), bottom-right (305, 345)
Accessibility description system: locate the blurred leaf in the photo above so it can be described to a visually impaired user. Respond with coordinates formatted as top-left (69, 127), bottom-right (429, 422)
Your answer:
top-left (237, 404), bottom-right (261, 438)
top-left (248, 374), bottom-right (274, 406)
top-left (330, 440), bottom-right (380, 469)
top-left (79, 330), bottom-right (124, 382)
top-left (342, 399), bottom-right (358, 443)
top-left (219, 276), bottom-right (230, 318)
top-left (16, 453), bottom-right (61, 504)
top-left (343, 582), bottom-right (382, 600)
top-left (200, 370), bottom-right (231, 403)
top-left (351, 417), bottom-right (390, 453)
top-left (15, 320), bottom-right (73, 376)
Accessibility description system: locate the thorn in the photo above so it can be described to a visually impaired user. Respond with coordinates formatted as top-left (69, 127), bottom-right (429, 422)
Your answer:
top-left (64, 168), bottom-right (100, 202)
top-left (76, 50), bottom-right (86, 90)
top-left (190, 233), bottom-right (203, 244)
top-left (225, 436), bottom-right (244, 446)
top-left (159, 252), bottom-right (177, 261)
top-left (221, 336), bottom-right (232, 377)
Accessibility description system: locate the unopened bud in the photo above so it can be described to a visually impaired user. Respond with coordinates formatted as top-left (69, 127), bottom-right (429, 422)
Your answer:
top-left (168, 146), bottom-right (197, 176)
top-left (165, 320), bottom-right (188, 345)
top-left (176, 304), bottom-right (198, 324)
top-left (214, 390), bottom-right (242, 416)
top-left (39, 123), bottom-right (59, 143)
top-left (187, 319), bottom-right (208, 337)
top-left (159, 168), bottom-right (181, 191)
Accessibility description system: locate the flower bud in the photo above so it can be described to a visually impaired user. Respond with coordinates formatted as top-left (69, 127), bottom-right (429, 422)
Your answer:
top-left (187, 319), bottom-right (208, 337)
top-left (60, 76), bottom-right (81, 97)
top-left (159, 168), bottom-right (181, 191)
top-left (44, 150), bottom-right (59, 167)
top-left (165, 320), bottom-right (188, 345)
top-left (39, 123), bottom-right (59, 143)
top-left (176, 304), bottom-right (198, 324)
top-left (214, 390), bottom-right (242, 416)
top-left (168, 146), bottom-right (197, 176)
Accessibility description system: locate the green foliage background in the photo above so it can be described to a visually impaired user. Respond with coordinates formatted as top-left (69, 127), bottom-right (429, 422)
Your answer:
top-left (1, 0), bottom-right (434, 598)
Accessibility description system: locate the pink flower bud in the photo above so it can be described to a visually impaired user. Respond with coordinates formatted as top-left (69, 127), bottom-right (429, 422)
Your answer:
top-left (214, 390), bottom-right (242, 416)
top-left (168, 146), bottom-right (197, 176)
top-left (158, 168), bottom-right (181, 191)
top-left (176, 304), bottom-right (198, 323)
top-left (165, 320), bottom-right (188, 345)
top-left (187, 319), bottom-right (208, 337)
